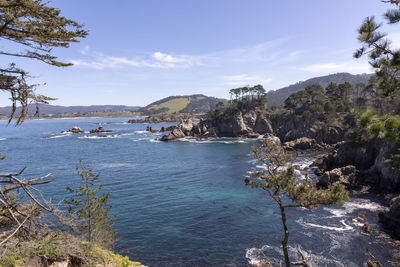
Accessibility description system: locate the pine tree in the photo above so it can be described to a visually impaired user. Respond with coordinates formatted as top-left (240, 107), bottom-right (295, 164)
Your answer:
top-left (354, 1), bottom-right (400, 97)
top-left (65, 161), bottom-right (116, 249)
top-left (245, 140), bottom-right (349, 267)
top-left (354, 0), bottom-right (400, 145)
top-left (0, 0), bottom-right (87, 124)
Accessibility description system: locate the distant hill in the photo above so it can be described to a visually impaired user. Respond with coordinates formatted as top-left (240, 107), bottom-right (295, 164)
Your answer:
top-left (139, 94), bottom-right (228, 115)
top-left (266, 73), bottom-right (373, 106)
top-left (0, 104), bottom-right (141, 117)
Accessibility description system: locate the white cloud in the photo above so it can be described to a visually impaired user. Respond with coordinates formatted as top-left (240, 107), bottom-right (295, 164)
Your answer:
top-left (79, 45), bottom-right (90, 55)
top-left (71, 52), bottom-right (204, 70)
top-left (387, 31), bottom-right (400, 50)
top-left (298, 61), bottom-right (372, 74)
top-left (221, 74), bottom-right (272, 86)
top-left (70, 38), bottom-right (295, 70)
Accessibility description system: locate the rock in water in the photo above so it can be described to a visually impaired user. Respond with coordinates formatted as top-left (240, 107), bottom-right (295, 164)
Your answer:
top-left (379, 196), bottom-right (400, 239)
top-left (66, 126), bottom-right (84, 134)
top-left (146, 126), bottom-right (158, 133)
top-left (89, 126), bottom-right (112, 134)
top-left (159, 120), bottom-right (194, 141)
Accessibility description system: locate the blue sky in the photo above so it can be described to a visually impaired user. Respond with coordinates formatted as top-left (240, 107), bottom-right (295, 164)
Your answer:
top-left (1, 0), bottom-right (399, 106)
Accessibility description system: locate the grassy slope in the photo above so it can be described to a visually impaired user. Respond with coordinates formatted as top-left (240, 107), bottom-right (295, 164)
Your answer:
top-left (148, 97), bottom-right (191, 114)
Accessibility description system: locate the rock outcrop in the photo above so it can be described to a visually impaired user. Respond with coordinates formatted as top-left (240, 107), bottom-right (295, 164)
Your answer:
top-left (64, 126), bottom-right (84, 134)
top-left (89, 125), bottom-right (112, 134)
top-left (159, 120), bottom-right (194, 141)
top-left (283, 137), bottom-right (325, 151)
top-left (316, 165), bottom-right (357, 188)
top-left (379, 196), bottom-right (400, 239)
top-left (146, 126), bottom-right (158, 133)
top-left (313, 139), bottom-right (400, 192)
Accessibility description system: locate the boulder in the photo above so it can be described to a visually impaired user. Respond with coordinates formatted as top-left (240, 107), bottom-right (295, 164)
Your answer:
top-left (159, 128), bottom-right (185, 141)
top-left (146, 126), bottom-right (158, 133)
top-left (89, 125), bottom-right (112, 134)
top-left (379, 195), bottom-right (400, 239)
top-left (159, 120), bottom-right (194, 141)
top-left (247, 133), bottom-right (260, 138)
top-left (284, 137), bottom-right (316, 150)
top-left (317, 165), bottom-right (356, 188)
top-left (361, 223), bottom-right (372, 235)
top-left (66, 126), bottom-right (84, 134)
top-left (179, 119), bottom-right (194, 135)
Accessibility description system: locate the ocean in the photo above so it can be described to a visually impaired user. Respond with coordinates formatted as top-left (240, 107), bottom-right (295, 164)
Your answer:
top-left (0, 117), bottom-right (394, 266)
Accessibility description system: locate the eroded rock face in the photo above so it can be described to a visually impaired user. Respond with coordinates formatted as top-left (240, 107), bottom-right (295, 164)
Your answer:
top-left (313, 139), bottom-right (400, 192)
top-left (379, 196), bottom-right (400, 239)
top-left (159, 128), bottom-right (185, 141)
top-left (317, 165), bottom-right (356, 188)
top-left (159, 120), bottom-right (194, 141)
top-left (284, 137), bottom-right (316, 150)
top-left (254, 116), bottom-right (273, 135)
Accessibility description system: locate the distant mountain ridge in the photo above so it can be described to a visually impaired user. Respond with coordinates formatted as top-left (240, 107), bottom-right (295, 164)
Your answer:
top-left (139, 94), bottom-right (228, 115)
top-left (0, 104), bottom-right (140, 117)
top-left (266, 73), bottom-right (373, 106)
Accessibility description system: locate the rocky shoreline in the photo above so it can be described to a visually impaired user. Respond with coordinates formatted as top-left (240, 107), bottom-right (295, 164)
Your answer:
top-left (147, 108), bottom-right (400, 240)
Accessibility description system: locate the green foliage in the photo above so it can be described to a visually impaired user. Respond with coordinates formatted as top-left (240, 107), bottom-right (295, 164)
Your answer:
top-left (245, 140), bottom-right (349, 266)
top-left (64, 161), bottom-right (116, 249)
top-left (0, 250), bottom-right (23, 267)
top-left (246, 140), bottom-right (349, 208)
top-left (355, 1), bottom-right (400, 97)
top-left (0, 0), bottom-right (87, 124)
top-left (81, 242), bottom-right (143, 267)
top-left (31, 242), bottom-right (60, 261)
top-left (149, 97), bottom-right (191, 114)
top-left (206, 85), bottom-right (267, 121)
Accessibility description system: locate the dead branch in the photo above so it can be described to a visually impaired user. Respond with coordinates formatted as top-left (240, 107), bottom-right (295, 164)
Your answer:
top-left (291, 247), bottom-right (312, 267)
top-left (0, 165), bottom-right (73, 245)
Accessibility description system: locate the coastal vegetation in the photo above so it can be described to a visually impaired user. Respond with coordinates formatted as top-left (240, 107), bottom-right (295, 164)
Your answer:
top-left (0, 1), bottom-right (143, 266)
top-left (0, 0), bottom-right (87, 124)
top-left (139, 94), bottom-right (227, 115)
top-left (0, 0), bottom-right (399, 266)
top-left (246, 139), bottom-right (349, 267)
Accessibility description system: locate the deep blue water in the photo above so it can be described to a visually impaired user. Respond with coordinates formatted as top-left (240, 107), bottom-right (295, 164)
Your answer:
top-left (0, 117), bottom-right (395, 266)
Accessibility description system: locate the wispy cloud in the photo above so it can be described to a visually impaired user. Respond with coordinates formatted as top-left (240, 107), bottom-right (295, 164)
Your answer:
top-left (297, 61), bottom-right (372, 74)
top-left (70, 51), bottom-right (205, 70)
top-left (70, 38), bottom-right (298, 70)
top-left (79, 45), bottom-right (90, 55)
top-left (221, 74), bottom-right (272, 86)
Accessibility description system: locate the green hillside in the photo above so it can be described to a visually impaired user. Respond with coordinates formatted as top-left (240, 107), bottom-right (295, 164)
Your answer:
top-left (266, 72), bottom-right (373, 106)
top-left (140, 94), bottom-right (227, 115)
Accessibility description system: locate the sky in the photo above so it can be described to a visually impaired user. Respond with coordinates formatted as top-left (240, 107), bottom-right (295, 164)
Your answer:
top-left (1, 0), bottom-right (399, 107)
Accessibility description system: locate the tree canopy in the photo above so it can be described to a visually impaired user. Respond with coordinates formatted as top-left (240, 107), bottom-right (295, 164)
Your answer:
top-left (0, 0), bottom-right (87, 124)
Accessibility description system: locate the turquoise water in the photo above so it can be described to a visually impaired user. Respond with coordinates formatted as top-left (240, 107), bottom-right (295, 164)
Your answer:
top-left (0, 118), bottom-right (394, 266)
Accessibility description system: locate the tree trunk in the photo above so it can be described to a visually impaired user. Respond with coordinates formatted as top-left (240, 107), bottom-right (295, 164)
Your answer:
top-left (279, 203), bottom-right (290, 267)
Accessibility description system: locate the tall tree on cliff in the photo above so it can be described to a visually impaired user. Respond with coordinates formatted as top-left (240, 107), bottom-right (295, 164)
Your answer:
top-left (354, 0), bottom-right (400, 145)
top-left (245, 140), bottom-right (349, 267)
top-left (354, 0), bottom-right (400, 97)
top-left (0, 0), bottom-right (87, 247)
top-left (0, 0), bottom-right (87, 124)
